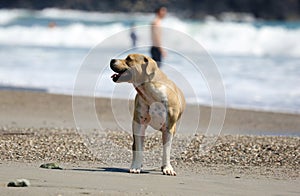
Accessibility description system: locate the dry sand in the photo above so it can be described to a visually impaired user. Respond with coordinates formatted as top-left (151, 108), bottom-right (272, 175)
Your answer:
top-left (0, 90), bottom-right (299, 195)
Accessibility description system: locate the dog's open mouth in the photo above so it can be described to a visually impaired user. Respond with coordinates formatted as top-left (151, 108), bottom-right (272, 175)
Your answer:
top-left (111, 70), bottom-right (132, 82)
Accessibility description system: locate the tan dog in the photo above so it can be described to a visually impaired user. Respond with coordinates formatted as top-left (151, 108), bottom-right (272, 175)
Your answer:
top-left (110, 54), bottom-right (185, 176)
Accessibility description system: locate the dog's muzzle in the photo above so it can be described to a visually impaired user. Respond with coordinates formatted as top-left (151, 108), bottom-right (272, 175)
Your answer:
top-left (110, 59), bottom-right (132, 82)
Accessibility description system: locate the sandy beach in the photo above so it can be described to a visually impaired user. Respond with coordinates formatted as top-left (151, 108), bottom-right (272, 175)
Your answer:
top-left (0, 90), bottom-right (299, 195)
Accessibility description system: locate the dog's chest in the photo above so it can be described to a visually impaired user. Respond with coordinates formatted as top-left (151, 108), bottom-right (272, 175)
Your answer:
top-left (148, 102), bottom-right (167, 130)
top-left (136, 84), bottom-right (169, 130)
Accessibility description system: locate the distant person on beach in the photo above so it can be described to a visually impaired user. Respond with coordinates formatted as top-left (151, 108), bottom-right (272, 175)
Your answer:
top-left (150, 6), bottom-right (167, 67)
top-left (48, 21), bottom-right (56, 28)
top-left (130, 22), bottom-right (137, 47)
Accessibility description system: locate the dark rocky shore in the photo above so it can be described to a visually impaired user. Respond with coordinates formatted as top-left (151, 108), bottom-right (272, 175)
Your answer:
top-left (1, 128), bottom-right (299, 179)
top-left (1, 0), bottom-right (300, 21)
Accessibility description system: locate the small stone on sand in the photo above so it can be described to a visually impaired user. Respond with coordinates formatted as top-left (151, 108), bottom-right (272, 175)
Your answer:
top-left (7, 179), bottom-right (30, 187)
top-left (40, 162), bottom-right (62, 170)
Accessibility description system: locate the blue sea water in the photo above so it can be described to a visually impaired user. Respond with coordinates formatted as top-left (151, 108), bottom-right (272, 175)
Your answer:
top-left (0, 8), bottom-right (300, 114)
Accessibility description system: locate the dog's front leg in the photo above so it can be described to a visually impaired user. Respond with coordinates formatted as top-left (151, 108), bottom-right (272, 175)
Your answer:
top-left (162, 126), bottom-right (176, 176)
top-left (130, 95), bottom-right (149, 174)
top-left (130, 121), bottom-right (146, 174)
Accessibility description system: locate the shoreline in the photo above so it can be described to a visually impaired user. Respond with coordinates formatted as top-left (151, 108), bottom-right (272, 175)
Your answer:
top-left (2, 85), bottom-right (299, 116)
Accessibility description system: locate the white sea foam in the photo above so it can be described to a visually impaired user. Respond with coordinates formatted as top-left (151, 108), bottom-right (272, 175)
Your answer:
top-left (0, 9), bottom-right (27, 25)
top-left (0, 23), bottom-right (125, 48)
top-left (37, 8), bottom-right (152, 22)
top-left (193, 21), bottom-right (300, 57)
top-left (0, 9), bottom-right (300, 57)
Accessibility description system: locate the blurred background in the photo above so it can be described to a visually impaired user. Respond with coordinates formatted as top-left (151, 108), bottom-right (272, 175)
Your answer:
top-left (0, 0), bottom-right (299, 113)
top-left (2, 0), bottom-right (300, 20)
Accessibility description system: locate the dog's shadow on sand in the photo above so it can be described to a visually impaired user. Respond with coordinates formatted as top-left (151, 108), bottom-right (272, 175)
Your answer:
top-left (70, 167), bottom-right (160, 175)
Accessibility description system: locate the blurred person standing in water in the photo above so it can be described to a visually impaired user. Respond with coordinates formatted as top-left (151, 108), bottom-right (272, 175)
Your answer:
top-left (150, 6), bottom-right (167, 67)
top-left (130, 22), bottom-right (137, 47)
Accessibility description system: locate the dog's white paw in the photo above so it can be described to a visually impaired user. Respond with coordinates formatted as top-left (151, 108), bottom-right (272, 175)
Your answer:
top-left (130, 161), bottom-right (142, 174)
top-left (161, 165), bottom-right (176, 176)
top-left (129, 168), bottom-right (141, 174)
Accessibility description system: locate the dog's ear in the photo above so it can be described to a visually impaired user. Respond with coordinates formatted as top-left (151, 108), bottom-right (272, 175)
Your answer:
top-left (144, 57), bottom-right (156, 77)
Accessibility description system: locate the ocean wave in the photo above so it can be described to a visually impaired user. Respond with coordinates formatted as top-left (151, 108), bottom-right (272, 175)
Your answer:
top-left (1, 9), bottom-right (300, 57)
top-left (37, 8), bottom-right (152, 22)
top-left (192, 21), bottom-right (300, 57)
top-left (0, 9), bottom-right (28, 25)
top-left (0, 23), bottom-right (125, 48)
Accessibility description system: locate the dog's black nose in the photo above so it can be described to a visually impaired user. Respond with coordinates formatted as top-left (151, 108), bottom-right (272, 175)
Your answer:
top-left (110, 59), bottom-right (116, 68)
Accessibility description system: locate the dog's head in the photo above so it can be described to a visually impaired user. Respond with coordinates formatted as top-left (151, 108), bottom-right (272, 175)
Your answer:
top-left (110, 54), bottom-right (157, 83)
